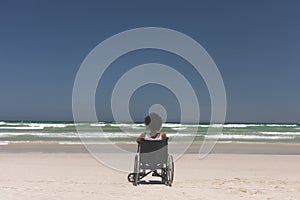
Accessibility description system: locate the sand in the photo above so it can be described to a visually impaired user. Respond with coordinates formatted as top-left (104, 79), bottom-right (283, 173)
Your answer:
top-left (0, 144), bottom-right (300, 200)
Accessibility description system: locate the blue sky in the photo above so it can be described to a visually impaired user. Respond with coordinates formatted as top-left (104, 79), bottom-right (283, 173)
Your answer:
top-left (0, 0), bottom-right (299, 123)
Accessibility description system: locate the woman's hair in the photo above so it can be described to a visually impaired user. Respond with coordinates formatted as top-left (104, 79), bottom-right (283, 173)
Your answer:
top-left (144, 112), bottom-right (163, 132)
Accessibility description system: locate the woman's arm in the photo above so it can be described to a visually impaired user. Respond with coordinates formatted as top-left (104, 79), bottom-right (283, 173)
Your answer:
top-left (136, 132), bottom-right (146, 143)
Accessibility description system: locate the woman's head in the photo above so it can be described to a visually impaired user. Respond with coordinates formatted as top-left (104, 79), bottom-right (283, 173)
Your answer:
top-left (144, 112), bottom-right (162, 132)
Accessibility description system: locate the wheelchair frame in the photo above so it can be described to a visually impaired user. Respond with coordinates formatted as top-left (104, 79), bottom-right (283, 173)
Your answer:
top-left (127, 138), bottom-right (174, 186)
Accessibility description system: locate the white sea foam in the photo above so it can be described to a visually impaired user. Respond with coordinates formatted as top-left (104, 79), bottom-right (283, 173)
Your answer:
top-left (0, 141), bottom-right (8, 145)
top-left (222, 124), bottom-right (269, 128)
top-left (223, 124), bottom-right (251, 128)
top-left (0, 131), bottom-right (140, 138)
top-left (90, 123), bottom-right (107, 127)
top-left (167, 133), bottom-right (197, 137)
top-left (29, 123), bottom-right (71, 128)
top-left (0, 121), bottom-right (6, 125)
top-left (183, 124), bottom-right (201, 127)
top-left (171, 127), bottom-right (187, 131)
top-left (0, 132), bottom-right (75, 137)
top-left (193, 124), bottom-right (258, 128)
top-left (198, 125), bottom-right (209, 127)
top-left (163, 123), bottom-right (183, 128)
top-left (58, 141), bottom-right (137, 145)
top-left (109, 123), bottom-right (145, 130)
top-left (0, 132), bottom-right (39, 136)
top-left (0, 122), bottom-right (73, 130)
top-left (110, 123), bottom-right (144, 127)
top-left (58, 141), bottom-right (83, 145)
top-left (76, 132), bottom-right (141, 138)
top-left (205, 134), bottom-right (294, 140)
top-left (259, 132), bottom-right (300, 136)
top-left (110, 123), bottom-right (131, 127)
top-left (0, 126), bottom-right (45, 130)
top-left (199, 124), bottom-right (298, 128)
top-left (185, 124), bottom-right (224, 128)
top-left (265, 124), bottom-right (298, 127)
top-left (0, 122), bottom-right (24, 126)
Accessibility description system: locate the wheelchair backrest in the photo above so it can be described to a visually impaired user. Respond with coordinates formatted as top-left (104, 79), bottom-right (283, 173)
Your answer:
top-left (139, 138), bottom-right (168, 153)
top-left (139, 138), bottom-right (168, 166)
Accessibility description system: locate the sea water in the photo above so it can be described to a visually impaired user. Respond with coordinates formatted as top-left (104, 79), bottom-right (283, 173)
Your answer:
top-left (0, 121), bottom-right (299, 144)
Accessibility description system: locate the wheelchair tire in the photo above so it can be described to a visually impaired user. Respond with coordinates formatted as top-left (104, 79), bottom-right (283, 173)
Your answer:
top-left (166, 155), bottom-right (174, 186)
top-left (127, 173), bottom-right (134, 183)
top-left (133, 154), bottom-right (140, 186)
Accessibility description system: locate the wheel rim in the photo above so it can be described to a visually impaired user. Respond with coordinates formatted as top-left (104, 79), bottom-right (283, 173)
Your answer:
top-left (167, 155), bottom-right (174, 185)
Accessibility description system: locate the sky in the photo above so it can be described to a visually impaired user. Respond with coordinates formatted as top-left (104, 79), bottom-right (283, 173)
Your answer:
top-left (0, 0), bottom-right (299, 123)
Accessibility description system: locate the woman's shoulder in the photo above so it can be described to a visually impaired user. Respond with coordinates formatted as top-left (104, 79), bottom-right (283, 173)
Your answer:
top-left (160, 132), bottom-right (167, 139)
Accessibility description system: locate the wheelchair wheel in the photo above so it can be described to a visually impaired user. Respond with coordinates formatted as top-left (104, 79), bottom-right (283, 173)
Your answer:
top-left (133, 154), bottom-right (140, 186)
top-left (166, 155), bottom-right (174, 186)
top-left (127, 173), bottom-right (134, 183)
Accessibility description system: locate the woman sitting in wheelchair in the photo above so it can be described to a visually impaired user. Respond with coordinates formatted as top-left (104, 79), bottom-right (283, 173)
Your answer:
top-left (136, 113), bottom-right (166, 143)
top-left (129, 112), bottom-right (174, 186)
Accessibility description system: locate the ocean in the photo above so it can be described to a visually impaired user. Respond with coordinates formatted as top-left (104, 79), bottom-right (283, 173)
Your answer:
top-left (0, 121), bottom-right (299, 145)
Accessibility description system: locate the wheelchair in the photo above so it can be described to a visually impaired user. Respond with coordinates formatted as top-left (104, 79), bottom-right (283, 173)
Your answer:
top-left (127, 138), bottom-right (174, 186)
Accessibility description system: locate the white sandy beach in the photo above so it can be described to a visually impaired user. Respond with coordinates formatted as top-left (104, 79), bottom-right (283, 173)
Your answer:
top-left (0, 149), bottom-right (299, 200)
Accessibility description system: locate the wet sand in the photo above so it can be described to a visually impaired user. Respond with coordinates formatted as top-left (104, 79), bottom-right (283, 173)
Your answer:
top-left (1, 142), bottom-right (300, 154)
